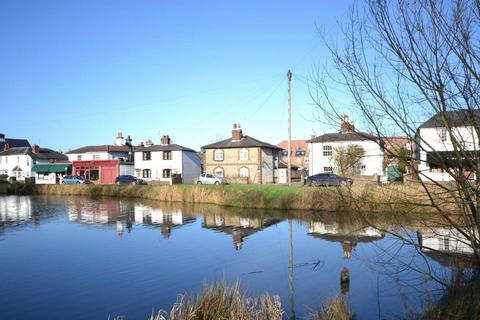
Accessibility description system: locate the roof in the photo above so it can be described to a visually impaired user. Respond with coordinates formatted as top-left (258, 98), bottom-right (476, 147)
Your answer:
top-left (202, 135), bottom-right (281, 150)
top-left (0, 147), bottom-right (68, 161)
top-left (278, 160), bottom-right (300, 169)
top-left (66, 145), bottom-right (130, 154)
top-left (135, 144), bottom-right (196, 153)
top-left (0, 138), bottom-right (30, 151)
top-left (419, 109), bottom-right (480, 128)
top-left (307, 131), bottom-right (378, 143)
top-left (32, 163), bottom-right (72, 173)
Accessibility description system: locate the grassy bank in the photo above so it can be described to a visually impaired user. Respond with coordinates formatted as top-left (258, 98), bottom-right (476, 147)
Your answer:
top-left (0, 182), bottom-right (443, 213)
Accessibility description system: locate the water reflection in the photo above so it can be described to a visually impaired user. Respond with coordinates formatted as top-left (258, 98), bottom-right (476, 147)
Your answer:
top-left (0, 196), bottom-right (32, 226)
top-left (202, 212), bottom-right (281, 250)
top-left (0, 195), bottom-right (476, 320)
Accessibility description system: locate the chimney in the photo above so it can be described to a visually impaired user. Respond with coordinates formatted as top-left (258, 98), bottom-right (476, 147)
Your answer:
top-left (161, 135), bottom-right (171, 145)
top-left (145, 139), bottom-right (154, 147)
top-left (32, 144), bottom-right (40, 154)
top-left (3, 142), bottom-right (9, 151)
top-left (0, 133), bottom-right (5, 142)
top-left (340, 115), bottom-right (355, 133)
top-left (138, 142), bottom-right (145, 147)
top-left (115, 132), bottom-right (124, 146)
top-left (232, 123), bottom-right (243, 141)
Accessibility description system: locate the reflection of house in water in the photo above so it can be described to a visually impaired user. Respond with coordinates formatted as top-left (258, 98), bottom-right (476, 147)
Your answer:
top-left (0, 196), bottom-right (32, 226)
top-left (202, 213), bottom-right (280, 250)
top-left (68, 200), bottom-right (127, 224)
top-left (417, 228), bottom-right (475, 266)
top-left (308, 222), bottom-right (385, 259)
top-left (134, 204), bottom-right (196, 238)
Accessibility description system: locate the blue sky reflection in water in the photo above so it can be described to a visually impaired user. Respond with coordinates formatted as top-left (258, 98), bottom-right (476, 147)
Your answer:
top-left (0, 196), bottom-right (457, 319)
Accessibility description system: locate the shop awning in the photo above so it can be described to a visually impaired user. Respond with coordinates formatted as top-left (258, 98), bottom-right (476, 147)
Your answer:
top-left (32, 164), bottom-right (71, 173)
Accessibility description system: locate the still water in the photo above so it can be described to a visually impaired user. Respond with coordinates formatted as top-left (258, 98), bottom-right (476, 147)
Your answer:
top-left (0, 196), bottom-right (466, 319)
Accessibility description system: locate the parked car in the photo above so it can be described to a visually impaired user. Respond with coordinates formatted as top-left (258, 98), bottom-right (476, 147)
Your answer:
top-left (115, 175), bottom-right (147, 185)
top-left (305, 173), bottom-right (353, 187)
top-left (196, 173), bottom-right (229, 185)
top-left (62, 175), bottom-right (91, 184)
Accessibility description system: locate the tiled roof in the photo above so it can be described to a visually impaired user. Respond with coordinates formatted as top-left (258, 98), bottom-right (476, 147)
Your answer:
top-left (0, 138), bottom-right (30, 151)
top-left (135, 144), bottom-right (196, 153)
top-left (419, 109), bottom-right (480, 128)
top-left (202, 135), bottom-right (280, 150)
top-left (0, 147), bottom-right (68, 161)
top-left (66, 145), bottom-right (131, 154)
top-left (307, 131), bottom-right (378, 143)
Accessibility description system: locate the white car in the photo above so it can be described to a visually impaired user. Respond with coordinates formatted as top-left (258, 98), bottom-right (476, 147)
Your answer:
top-left (196, 173), bottom-right (229, 185)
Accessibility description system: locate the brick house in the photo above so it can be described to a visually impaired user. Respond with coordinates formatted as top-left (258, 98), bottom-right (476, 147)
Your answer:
top-left (201, 124), bottom-right (281, 184)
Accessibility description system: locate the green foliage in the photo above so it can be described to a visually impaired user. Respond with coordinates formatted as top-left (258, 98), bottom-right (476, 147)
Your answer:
top-left (0, 174), bottom-right (8, 181)
top-left (395, 147), bottom-right (410, 174)
top-left (332, 145), bottom-right (366, 177)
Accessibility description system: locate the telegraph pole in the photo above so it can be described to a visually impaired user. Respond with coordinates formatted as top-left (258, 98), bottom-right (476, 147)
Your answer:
top-left (287, 69), bottom-right (292, 186)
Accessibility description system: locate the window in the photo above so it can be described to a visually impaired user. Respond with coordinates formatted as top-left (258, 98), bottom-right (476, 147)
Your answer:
top-left (280, 150), bottom-right (289, 157)
top-left (26, 158), bottom-right (29, 167)
top-left (361, 165), bottom-right (366, 175)
top-left (214, 167), bottom-right (224, 177)
top-left (214, 149), bottom-right (224, 161)
top-left (440, 128), bottom-right (447, 142)
top-left (323, 145), bottom-right (333, 157)
top-left (77, 155), bottom-right (82, 160)
top-left (90, 169), bottom-right (100, 181)
top-left (17, 156), bottom-right (19, 163)
top-left (143, 151), bottom-right (151, 161)
top-left (324, 166), bottom-right (333, 173)
top-left (239, 167), bottom-right (249, 177)
top-left (163, 151), bottom-right (172, 160)
top-left (295, 150), bottom-right (306, 156)
top-left (143, 169), bottom-right (152, 178)
top-left (93, 154), bottom-right (101, 160)
top-left (162, 169), bottom-right (171, 178)
top-left (239, 148), bottom-right (249, 160)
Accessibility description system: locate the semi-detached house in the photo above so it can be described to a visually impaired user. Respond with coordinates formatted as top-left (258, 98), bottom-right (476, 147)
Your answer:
top-left (134, 135), bottom-right (201, 184)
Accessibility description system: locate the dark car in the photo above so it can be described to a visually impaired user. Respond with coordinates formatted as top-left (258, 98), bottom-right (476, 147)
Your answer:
top-left (305, 173), bottom-right (353, 187)
top-left (115, 175), bottom-right (147, 185)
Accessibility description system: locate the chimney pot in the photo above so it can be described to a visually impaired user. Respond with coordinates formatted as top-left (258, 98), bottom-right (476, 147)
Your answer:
top-left (3, 142), bottom-right (10, 151)
top-left (340, 115), bottom-right (355, 133)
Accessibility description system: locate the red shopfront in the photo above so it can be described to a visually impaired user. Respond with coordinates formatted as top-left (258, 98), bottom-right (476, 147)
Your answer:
top-left (72, 160), bottom-right (119, 184)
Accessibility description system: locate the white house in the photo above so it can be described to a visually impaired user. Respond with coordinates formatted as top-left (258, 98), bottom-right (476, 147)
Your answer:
top-left (134, 135), bottom-right (201, 184)
top-left (417, 110), bottom-right (480, 182)
top-left (66, 132), bottom-right (133, 162)
top-left (0, 145), bottom-right (69, 182)
top-left (307, 116), bottom-right (384, 177)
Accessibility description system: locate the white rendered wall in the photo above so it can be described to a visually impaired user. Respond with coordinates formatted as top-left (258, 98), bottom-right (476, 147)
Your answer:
top-left (134, 150), bottom-right (183, 182)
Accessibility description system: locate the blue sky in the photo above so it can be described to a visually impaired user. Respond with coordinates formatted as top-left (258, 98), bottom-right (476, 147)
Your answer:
top-left (0, 0), bottom-right (353, 151)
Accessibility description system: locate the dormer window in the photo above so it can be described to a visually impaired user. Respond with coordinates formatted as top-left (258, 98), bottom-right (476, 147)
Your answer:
top-left (214, 149), bottom-right (224, 161)
top-left (239, 148), bottom-right (249, 160)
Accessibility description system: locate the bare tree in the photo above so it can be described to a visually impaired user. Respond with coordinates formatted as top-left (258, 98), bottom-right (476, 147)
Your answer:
top-left (333, 144), bottom-right (366, 176)
top-left (313, 0), bottom-right (480, 267)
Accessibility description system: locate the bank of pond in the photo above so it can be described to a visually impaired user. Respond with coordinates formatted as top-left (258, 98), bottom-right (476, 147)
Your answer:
top-left (0, 195), bottom-right (477, 319)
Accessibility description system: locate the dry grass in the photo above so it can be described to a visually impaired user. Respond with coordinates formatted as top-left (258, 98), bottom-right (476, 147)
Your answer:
top-left (149, 282), bottom-right (283, 320)
top-left (0, 182), bottom-right (457, 213)
top-left (309, 296), bottom-right (353, 320)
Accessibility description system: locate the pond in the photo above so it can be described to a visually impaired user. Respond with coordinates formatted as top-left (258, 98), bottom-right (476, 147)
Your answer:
top-left (0, 196), bottom-right (469, 319)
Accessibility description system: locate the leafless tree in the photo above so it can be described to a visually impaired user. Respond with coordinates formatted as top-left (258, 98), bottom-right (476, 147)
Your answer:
top-left (313, 0), bottom-right (480, 267)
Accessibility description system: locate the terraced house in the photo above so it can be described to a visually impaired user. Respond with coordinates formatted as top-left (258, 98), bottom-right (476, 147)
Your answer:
top-left (201, 124), bottom-right (281, 184)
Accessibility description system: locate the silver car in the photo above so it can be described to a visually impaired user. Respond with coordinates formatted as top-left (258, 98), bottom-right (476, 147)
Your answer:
top-left (196, 173), bottom-right (229, 185)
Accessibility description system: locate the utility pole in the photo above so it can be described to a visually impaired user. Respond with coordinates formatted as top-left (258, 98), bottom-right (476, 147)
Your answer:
top-left (287, 69), bottom-right (292, 186)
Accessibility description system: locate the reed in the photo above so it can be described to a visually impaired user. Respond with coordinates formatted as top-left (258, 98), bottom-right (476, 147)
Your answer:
top-left (149, 282), bottom-right (283, 320)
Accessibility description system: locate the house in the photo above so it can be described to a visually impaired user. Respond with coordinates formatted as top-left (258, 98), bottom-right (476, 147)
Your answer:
top-left (277, 139), bottom-right (308, 184)
top-left (66, 132), bottom-right (135, 184)
top-left (307, 116), bottom-right (384, 177)
top-left (382, 136), bottom-right (416, 182)
top-left (134, 135), bottom-right (201, 184)
top-left (201, 124), bottom-right (281, 184)
top-left (417, 109), bottom-right (480, 182)
top-left (0, 144), bottom-right (69, 183)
